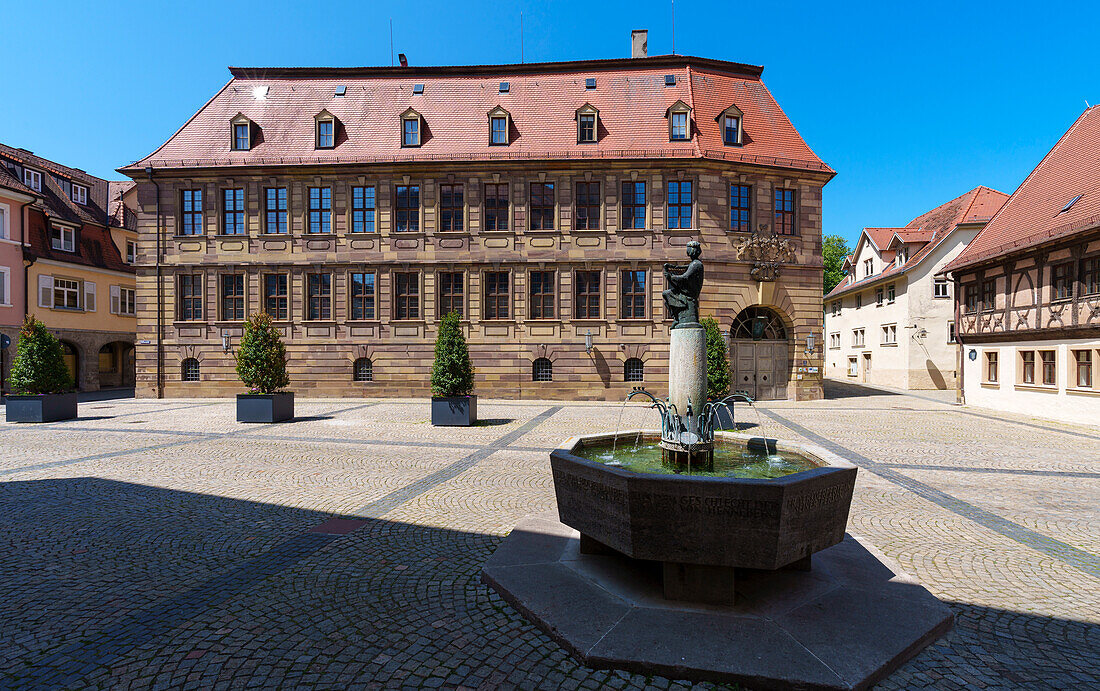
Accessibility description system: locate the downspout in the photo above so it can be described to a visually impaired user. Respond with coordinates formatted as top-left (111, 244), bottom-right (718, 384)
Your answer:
top-left (953, 273), bottom-right (965, 405)
top-left (19, 199), bottom-right (34, 318)
top-left (146, 167), bottom-right (163, 399)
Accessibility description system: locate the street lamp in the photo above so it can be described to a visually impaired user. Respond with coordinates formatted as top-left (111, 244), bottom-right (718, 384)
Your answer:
top-left (222, 332), bottom-right (232, 353)
top-left (584, 330), bottom-right (593, 354)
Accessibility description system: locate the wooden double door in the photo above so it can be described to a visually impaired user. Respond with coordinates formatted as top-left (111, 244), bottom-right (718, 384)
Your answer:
top-left (730, 339), bottom-right (790, 401)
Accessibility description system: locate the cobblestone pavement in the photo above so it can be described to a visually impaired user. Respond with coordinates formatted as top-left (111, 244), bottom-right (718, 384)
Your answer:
top-left (0, 382), bottom-right (1097, 690)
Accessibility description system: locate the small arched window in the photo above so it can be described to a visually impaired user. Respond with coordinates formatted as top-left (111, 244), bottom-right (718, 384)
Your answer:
top-left (624, 358), bottom-right (644, 382)
top-left (532, 357), bottom-right (553, 382)
top-left (354, 357), bottom-right (373, 382)
top-left (181, 358), bottom-right (200, 382)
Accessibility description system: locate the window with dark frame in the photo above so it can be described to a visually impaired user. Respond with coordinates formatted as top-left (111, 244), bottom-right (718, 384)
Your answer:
top-left (1021, 351), bottom-right (1035, 384)
top-left (965, 284), bottom-right (978, 313)
top-left (395, 185), bottom-right (420, 232)
top-left (574, 182), bottom-right (600, 229)
top-left (484, 271), bottom-right (509, 320)
top-left (317, 118), bottom-right (334, 148)
top-left (774, 189), bottom-right (796, 235)
top-left (354, 358), bottom-right (373, 382)
top-left (620, 270), bottom-right (646, 319)
top-left (403, 117), bottom-right (420, 147)
top-left (394, 272), bottom-right (419, 319)
top-left (1052, 263), bottom-right (1072, 300)
top-left (352, 186), bottom-right (376, 233)
top-left (574, 270), bottom-right (601, 319)
top-left (1075, 350), bottom-right (1093, 388)
top-left (182, 358), bottom-right (200, 382)
top-left (223, 189), bottom-right (245, 235)
top-left (221, 274), bottom-right (245, 321)
top-left (530, 182), bottom-right (555, 230)
top-left (529, 271), bottom-right (555, 319)
top-left (265, 188), bottom-right (288, 234)
top-left (484, 183), bottom-right (509, 231)
top-left (624, 358), bottom-right (644, 383)
top-left (670, 111), bottom-right (688, 140)
top-left (1082, 257), bottom-right (1100, 296)
top-left (178, 274), bottom-right (203, 321)
top-left (730, 184), bottom-right (751, 232)
top-left (985, 351), bottom-right (998, 383)
top-left (263, 274), bottom-right (289, 321)
top-left (667, 181), bottom-right (693, 229)
top-left (621, 181), bottom-right (646, 229)
top-left (981, 279), bottom-right (996, 312)
top-left (350, 272), bottom-right (376, 320)
top-left (438, 271), bottom-right (464, 318)
top-left (723, 115), bottom-right (740, 145)
top-left (308, 187), bottom-right (331, 234)
top-left (307, 273), bottom-right (332, 321)
top-left (887, 284), bottom-right (896, 302)
top-left (181, 189), bottom-right (203, 235)
top-left (1041, 350), bottom-right (1056, 385)
top-left (233, 123), bottom-right (250, 151)
top-left (439, 184), bottom-right (464, 232)
top-left (532, 357), bottom-right (553, 381)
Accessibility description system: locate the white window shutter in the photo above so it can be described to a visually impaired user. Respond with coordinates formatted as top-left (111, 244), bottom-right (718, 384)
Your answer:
top-left (38, 274), bottom-right (52, 308)
top-left (84, 281), bottom-right (96, 312)
top-left (110, 285), bottom-right (121, 314)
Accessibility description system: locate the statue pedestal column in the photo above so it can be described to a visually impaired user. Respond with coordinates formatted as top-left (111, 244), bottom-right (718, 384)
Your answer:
top-left (667, 323), bottom-right (708, 433)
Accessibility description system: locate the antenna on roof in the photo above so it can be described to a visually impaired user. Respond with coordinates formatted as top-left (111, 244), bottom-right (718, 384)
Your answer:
top-left (390, 19), bottom-right (394, 67)
top-left (520, 12), bottom-right (524, 64)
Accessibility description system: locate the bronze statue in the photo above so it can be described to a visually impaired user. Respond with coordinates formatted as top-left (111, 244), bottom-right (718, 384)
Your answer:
top-left (662, 241), bottom-right (704, 328)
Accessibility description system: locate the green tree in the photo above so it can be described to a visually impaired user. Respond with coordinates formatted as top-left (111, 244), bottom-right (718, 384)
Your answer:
top-left (431, 311), bottom-right (474, 397)
top-left (701, 317), bottom-right (730, 400)
top-left (9, 315), bottom-right (74, 395)
top-left (235, 312), bottom-right (290, 394)
top-left (823, 234), bottom-right (852, 294)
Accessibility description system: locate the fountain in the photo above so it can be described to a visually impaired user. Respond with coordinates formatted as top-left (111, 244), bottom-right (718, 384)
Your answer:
top-left (483, 242), bottom-right (953, 689)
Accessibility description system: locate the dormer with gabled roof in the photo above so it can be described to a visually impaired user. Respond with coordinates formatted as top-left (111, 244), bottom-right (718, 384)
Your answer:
top-left (665, 100), bottom-right (692, 141)
top-left (230, 113), bottom-right (257, 151)
top-left (716, 104), bottom-right (744, 146)
top-left (314, 109), bottom-right (338, 149)
top-left (400, 107), bottom-right (423, 147)
top-left (487, 106), bottom-right (511, 146)
top-left (574, 103), bottom-right (598, 144)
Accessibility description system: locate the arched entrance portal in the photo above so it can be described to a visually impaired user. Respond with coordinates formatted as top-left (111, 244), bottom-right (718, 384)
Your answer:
top-left (729, 307), bottom-right (790, 401)
top-left (98, 341), bottom-right (136, 389)
top-left (59, 341), bottom-right (79, 389)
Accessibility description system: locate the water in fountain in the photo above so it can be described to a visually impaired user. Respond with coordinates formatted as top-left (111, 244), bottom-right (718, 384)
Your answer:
top-left (580, 434), bottom-right (814, 479)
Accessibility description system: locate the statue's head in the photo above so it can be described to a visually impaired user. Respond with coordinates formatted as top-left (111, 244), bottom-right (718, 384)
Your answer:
top-left (686, 241), bottom-right (701, 259)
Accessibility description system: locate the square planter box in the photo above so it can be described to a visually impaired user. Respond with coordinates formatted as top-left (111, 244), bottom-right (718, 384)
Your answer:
top-left (5, 393), bottom-right (79, 423)
top-left (236, 392), bottom-right (294, 423)
top-left (431, 395), bottom-right (477, 426)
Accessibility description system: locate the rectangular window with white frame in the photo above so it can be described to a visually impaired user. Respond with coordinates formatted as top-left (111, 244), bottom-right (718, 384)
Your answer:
top-left (881, 323), bottom-right (897, 345)
top-left (847, 357), bottom-right (858, 377)
top-left (0, 266), bottom-right (9, 306)
top-left (53, 277), bottom-right (81, 310)
top-left (51, 225), bottom-right (75, 252)
top-left (984, 351), bottom-right (999, 384)
top-left (24, 168), bottom-right (41, 192)
top-left (829, 332), bottom-right (840, 349)
top-left (853, 328), bottom-right (865, 348)
top-left (948, 321), bottom-right (956, 343)
top-left (0, 202), bottom-right (9, 239)
top-left (71, 183), bottom-right (88, 205)
top-left (110, 285), bottom-right (136, 316)
top-left (933, 277), bottom-right (950, 299)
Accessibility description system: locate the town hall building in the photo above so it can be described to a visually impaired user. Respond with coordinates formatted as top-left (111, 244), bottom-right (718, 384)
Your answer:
top-left (120, 43), bottom-right (834, 401)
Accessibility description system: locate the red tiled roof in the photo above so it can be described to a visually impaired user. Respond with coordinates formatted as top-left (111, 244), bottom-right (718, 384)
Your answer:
top-left (863, 227), bottom-right (906, 250)
top-left (120, 55), bottom-right (832, 176)
top-left (946, 106), bottom-right (1100, 272)
top-left (826, 186), bottom-right (1008, 299)
top-left (0, 142), bottom-right (110, 227)
top-left (108, 180), bottom-right (137, 230)
top-left (0, 163), bottom-right (36, 197)
top-left (25, 211), bottom-right (133, 275)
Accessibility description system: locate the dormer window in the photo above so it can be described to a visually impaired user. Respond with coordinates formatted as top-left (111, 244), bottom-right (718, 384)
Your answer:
top-left (488, 106), bottom-right (511, 145)
top-left (864, 258), bottom-right (874, 278)
top-left (401, 108), bottom-right (422, 147)
top-left (717, 104), bottom-right (744, 146)
top-left (315, 110), bottom-right (337, 149)
top-left (71, 183), bottom-right (87, 205)
top-left (230, 114), bottom-right (255, 151)
top-left (24, 167), bottom-right (41, 192)
top-left (575, 104), bottom-right (598, 144)
top-left (666, 101), bottom-right (691, 141)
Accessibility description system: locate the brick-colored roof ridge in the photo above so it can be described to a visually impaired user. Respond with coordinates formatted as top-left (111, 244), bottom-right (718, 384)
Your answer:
top-left (0, 142), bottom-right (103, 186)
top-left (120, 56), bottom-right (832, 177)
top-left (0, 163), bottom-right (37, 197)
top-left (945, 106), bottom-right (1100, 272)
top-left (826, 186), bottom-right (1008, 300)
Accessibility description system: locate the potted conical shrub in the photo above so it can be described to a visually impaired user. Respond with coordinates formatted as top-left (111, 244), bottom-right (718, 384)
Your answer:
top-left (6, 315), bottom-right (78, 422)
top-left (234, 312), bottom-right (293, 423)
top-left (430, 311), bottom-right (476, 426)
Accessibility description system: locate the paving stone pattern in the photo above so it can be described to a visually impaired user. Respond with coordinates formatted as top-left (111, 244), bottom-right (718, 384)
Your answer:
top-left (0, 382), bottom-right (1097, 690)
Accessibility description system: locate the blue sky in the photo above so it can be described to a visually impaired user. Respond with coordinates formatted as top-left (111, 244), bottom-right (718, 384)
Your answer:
top-left (2, 0), bottom-right (1097, 248)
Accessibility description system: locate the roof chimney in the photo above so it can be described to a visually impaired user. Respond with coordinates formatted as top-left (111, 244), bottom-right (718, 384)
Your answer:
top-left (398, 53), bottom-right (408, 67)
top-left (631, 30), bottom-right (648, 58)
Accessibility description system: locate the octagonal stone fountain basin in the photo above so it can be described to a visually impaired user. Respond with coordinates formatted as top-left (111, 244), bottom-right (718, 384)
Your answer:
top-left (550, 431), bottom-right (857, 577)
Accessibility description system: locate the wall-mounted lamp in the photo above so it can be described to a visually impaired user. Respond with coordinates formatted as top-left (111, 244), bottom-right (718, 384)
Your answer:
top-left (584, 330), bottom-right (593, 354)
top-left (222, 332), bottom-right (232, 353)
top-left (805, 332), bottom-right (816, 354)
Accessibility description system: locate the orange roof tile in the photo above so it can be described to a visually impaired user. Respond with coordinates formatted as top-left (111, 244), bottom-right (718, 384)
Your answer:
top-left (946, 107), bottom-right (1100, 272)
top-left (120, 55), bottom-right (832, 176)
